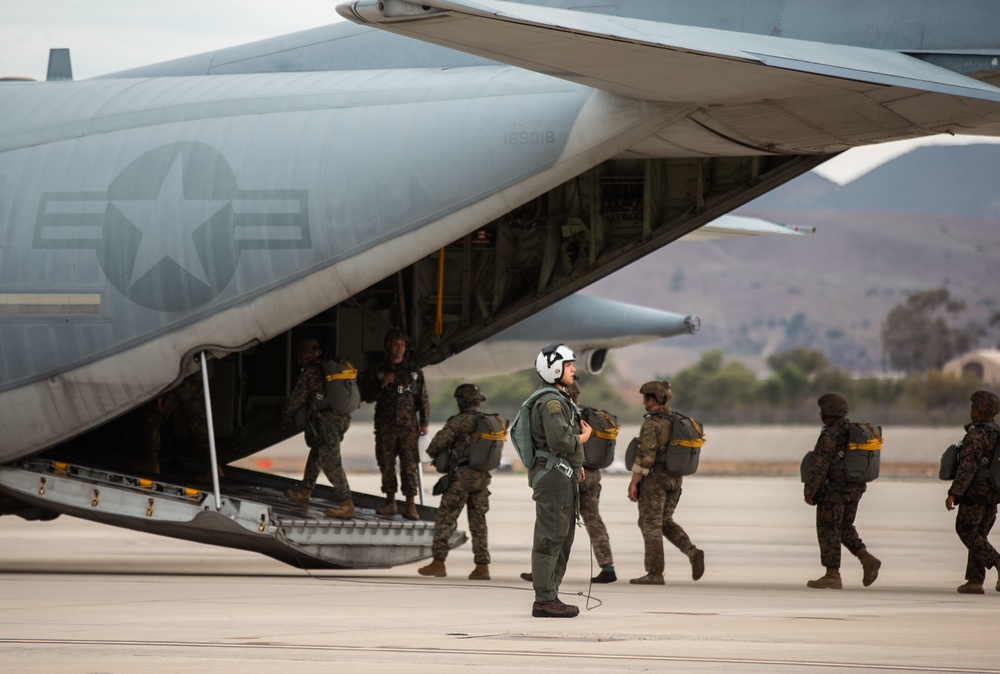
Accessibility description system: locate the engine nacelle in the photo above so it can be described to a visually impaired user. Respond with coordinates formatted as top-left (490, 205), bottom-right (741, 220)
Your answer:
top-left (580, 348), bottom-right (608, 375)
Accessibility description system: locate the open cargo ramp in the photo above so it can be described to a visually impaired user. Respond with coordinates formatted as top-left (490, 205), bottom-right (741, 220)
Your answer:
top-left (0, 460), bottom-right (465, 570)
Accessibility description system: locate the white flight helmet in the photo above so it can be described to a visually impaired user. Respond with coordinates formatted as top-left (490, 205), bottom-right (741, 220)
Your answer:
top-left (535, 342), bottom-right (576, 384)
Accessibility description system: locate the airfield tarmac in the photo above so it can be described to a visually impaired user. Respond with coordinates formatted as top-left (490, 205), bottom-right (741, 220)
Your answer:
top-left (3, 466), bottom-right (1000, 673)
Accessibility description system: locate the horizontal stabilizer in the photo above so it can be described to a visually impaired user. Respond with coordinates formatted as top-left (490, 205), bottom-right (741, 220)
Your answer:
top-left (338, 0), bottom-right (1000, 106)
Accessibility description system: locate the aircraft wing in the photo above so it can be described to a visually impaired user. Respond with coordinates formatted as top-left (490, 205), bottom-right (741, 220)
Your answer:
top-left (340, 0), bottom-right (1000, 148)
top-left (340, 0), bottom-right (1000, 103)
top-left (681, 215), bottom-right (814, 241)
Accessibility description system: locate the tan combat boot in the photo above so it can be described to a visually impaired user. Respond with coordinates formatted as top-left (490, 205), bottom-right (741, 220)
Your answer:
top-left (284, 486), bottom-right (312, 509)
top-left (857, 548), bottom-right (881, 587)
top-left (324, 499), bottom-right (355, 520)
top-left (807, 569), bottom-right (843, 589)
top-left (629, 573), bottom-right (665, 585)
top-left (468, 564), bottom-right (490, 580)
top-left (403, 496), bottom-right (419, 521)
top-left (418, 559), bottom-right (447, 577)
top-left (957, 581), bottom-right (985, 594)
top-left (376, 494), bottom-right (397, 517)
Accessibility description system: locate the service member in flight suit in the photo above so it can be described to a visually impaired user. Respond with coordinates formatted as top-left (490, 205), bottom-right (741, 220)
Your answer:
top-left (946, 390), bottom-right (1000, 594)
top-left (418, 383), bottom-right (493, 580)
top-left (360, 329), bottom-right (429, 521)
top-left (526, 343), bottom-right (591, 618)
top-left (282, 338), bottom-right (355, 519)
top-left (628, 381), bottom-right (704, 585)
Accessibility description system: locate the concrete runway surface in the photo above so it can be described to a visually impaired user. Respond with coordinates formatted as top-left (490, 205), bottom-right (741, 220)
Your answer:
top-left (3, 472), bottom-right (1000, 673)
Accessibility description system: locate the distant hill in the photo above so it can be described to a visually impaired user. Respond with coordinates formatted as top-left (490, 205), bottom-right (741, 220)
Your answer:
top-left (590, 143), bottom-right (1000, 383)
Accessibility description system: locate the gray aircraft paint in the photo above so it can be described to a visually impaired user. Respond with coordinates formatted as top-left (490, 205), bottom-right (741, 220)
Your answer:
top-left (0, 67), bottom-right (670, 458)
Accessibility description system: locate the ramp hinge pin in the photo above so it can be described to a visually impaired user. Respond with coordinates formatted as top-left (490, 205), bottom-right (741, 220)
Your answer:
top-left (146, 499), bottom-right (155, 517)
top-left (91, 489), bottom-right (100, 507)
top-left (259, 514), bottom-right (267, 533)
top-left (38, 477), bottom-right (46, 496)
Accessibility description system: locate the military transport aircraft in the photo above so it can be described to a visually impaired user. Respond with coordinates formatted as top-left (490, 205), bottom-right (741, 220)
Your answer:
top-left (2, 0), bottom-right (999, 570)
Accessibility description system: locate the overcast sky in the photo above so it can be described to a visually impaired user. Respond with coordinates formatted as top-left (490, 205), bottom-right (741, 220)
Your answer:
top-left (3, 1), bottom-right (999, 185)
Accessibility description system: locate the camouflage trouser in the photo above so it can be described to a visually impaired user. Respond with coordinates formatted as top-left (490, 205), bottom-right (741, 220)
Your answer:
top-left (579, 468), bottom-right (613, 567)
top-left (301, 413), bottom-right (351, 502)
top-left (432, 466), bottom-right (491, 564)
top-left (374, 422), bottom-right (420, 497)
top-left (142, 383), bottom-right (209, 457)
top-left (529, 464), bottom-right (577, 602)
top-left (637, 468), bottom-right (693, 575)
top-left (815, 481), bottom-right (866, 569)
top-left (956, 501), bottom-right (1000, 584)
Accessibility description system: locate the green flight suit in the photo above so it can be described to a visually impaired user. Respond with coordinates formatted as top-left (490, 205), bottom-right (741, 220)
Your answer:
top-left (527, 385), bottom-right (584, 602)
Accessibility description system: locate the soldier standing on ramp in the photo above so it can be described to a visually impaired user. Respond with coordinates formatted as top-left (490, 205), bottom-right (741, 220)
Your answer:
top-left (803, 392), bottom-right (881, 589)
top-left (627, 381), bottom-right (704, 585)
top-left (418, 384), bottom-right (494, 580)
top-left (360, 329), bottom-right (429, 521)
top-left (945, 390), bottom-right (1000, 595)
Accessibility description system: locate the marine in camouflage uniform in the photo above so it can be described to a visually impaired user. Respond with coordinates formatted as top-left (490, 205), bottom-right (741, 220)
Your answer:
top-left (627, 381), bottom-right (703, 585)
top-left (572, 383), bottom-right (617, 583)
top-left (417, 384), bottom-right (493, 580)
top-left (282, 338), bottom-right (355, 519)
top-left (134, 372), bottom-right (211, 475)
top-left (360, 329), bottom-right (429, 520)
top-left (803, 392), bottom-right (881, 589)
top-left (946, 390), bottom-right (1000, 594)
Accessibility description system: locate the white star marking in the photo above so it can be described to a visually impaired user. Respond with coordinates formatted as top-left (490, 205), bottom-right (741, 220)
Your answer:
top-left (113, 156), bottom-right (230, 287)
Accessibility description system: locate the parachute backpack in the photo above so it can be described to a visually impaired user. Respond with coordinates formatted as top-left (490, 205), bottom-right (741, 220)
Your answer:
top-left (939, 442), bottom-right (961, 481)
top-left (434, 412), bottom-right (508, 474)
top-left (581, 407), bottom-right (620, 470)
top-left (315, 358), bottom-right (361, 415)
top-left (623, 411), bottom-right (705, 477)
top-left (510, 387), bottom-right (562, 471)
top-left (836, 422), bottom-right (883, 483)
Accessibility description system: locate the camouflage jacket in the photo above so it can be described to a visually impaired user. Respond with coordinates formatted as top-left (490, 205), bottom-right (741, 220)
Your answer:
top-left (426, 408), bottom-right (480, 461)
top-left (360, 358), bottom-right (429, 428)
top-left (803, 418), bottom-right (851, 499)
top-left (529, 385), bottom-right (584, 472)
top-left (949, 420), bottom-right (999, 501)
top-left (633, 407), bottom-right (673, 476)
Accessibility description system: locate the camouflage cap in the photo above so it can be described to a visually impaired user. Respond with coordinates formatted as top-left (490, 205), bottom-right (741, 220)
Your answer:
top-left (971, 390), bottom-right (1000, 416)
top-left (817, 392), bottom-right (849, 418)
top-left (639, 380), bottom-right (672, 404)
top-left (454, 383), bottom-right (486, 407)
top-left (565, 381), bottom-right (580, 402)
top-left (294, 337), bottom-right (321, 360)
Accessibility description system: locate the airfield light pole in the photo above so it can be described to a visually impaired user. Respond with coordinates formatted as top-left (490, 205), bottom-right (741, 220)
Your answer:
top-left (200, 352), bottom-right (223, 510)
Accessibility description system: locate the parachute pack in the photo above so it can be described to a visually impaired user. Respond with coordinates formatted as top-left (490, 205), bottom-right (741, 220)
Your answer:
top-left (939, 443), bottom-right (961, 481)
top-left (435, 412), bottom-right (509, 474)
top-left (509, 387), bottom-right (579, 485)
top-left (313, 359), bottom-right (361, 416)
top-left (941, 424), bottom-right (1000, 489)
top-left (624, 411), bottom-right (705, 477)
top-left (580, 407), bottom-right (620, 470)
top-left (836, 422), bottom-right (883, 483)
top-left (802, 421), bottom-right (883, 484)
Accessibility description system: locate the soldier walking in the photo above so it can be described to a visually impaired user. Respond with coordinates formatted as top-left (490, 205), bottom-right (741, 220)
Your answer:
top-left (945, 390), bottom-right (1000, 595)
top-left (627, 381), bottom-right (704, 585)
top-left (281, 338), bottom-right (355, 519)
top-left (418, 384), bottom-right (494, 580)
top-left (802, 392), bottom-right (881, 589)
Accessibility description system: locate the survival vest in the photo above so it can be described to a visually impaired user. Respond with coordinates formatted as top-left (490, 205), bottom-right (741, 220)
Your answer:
top-left (435, 412), bottom-right (509, 474)
top-left (311, 358), bottom-right (361, 416)
top-left (623, 411), bottom-right (705, 476)
top-left (510, 386), bottom-right (578, 485)
top-left (581, 407), bottom-right (620, 470)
